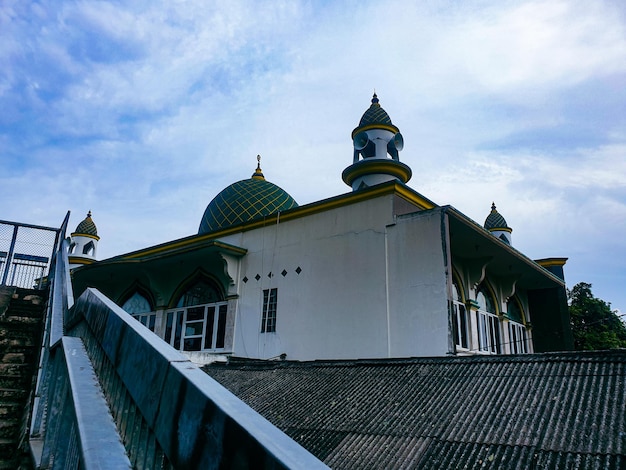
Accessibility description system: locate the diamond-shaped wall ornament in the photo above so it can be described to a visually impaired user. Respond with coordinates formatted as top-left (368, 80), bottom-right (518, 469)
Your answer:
top-left (281, 269), bottom-right (288, 277)
top-left (243, 276), bottom-right (248, 283)
top-left (255, 274), bottom-right (261, 281)
top-left (295, 266), bottom-right (302, 275)
top-left (268, 272), bottom-right (273, 278)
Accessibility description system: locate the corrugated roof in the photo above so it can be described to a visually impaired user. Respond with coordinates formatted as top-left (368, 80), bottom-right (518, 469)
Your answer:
top-left (204, 351), bottom-right (626, 469)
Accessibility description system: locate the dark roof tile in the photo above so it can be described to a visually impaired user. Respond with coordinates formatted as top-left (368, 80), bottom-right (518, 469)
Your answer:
top-left (204, 351), bottom-right (626, 469)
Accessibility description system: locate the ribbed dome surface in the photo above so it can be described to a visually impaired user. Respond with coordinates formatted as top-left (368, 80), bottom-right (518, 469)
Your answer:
top-left (198, 178), bottom-right (298, 234)
top-left (484, 203), bottom-right (509, 230)
top-left (73, 212), bottom-right (98, 236)
top-left (359, 93), bottom-right (393, 127)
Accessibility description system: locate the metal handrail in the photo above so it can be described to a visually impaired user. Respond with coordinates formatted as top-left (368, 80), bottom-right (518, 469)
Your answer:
top-left (29, 212), bottom-right (129, 469)
top-left (0, 217), bottom-right (60, 289)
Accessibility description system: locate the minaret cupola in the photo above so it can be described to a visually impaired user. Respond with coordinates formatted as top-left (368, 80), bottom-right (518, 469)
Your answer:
top-left (342, 93), bottom-right (412, 191)
top-left (68, 211), bottom-right (100, 268)
top-left (484, 202), bottom-right (513, 245)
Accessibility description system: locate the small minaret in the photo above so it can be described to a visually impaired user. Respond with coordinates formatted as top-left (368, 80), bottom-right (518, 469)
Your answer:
top-left (342, 93), bottom-right (412, 191)
top-left (484, 202), bottom-right (512, 245)
top-left (68, 211), bottom-right (100, 268)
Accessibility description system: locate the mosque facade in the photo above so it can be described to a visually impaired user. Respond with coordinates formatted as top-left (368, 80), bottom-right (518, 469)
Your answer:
top-left (71, 95), bottom-right (572, 363)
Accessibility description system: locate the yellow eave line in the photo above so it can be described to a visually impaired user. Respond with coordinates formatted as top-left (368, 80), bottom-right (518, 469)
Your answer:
top-left (123, 239), bottom-right (247, 260)
top-left (535, 257), bottom-right (568, 267)
top-left (68, 256), bottom-right (96, 265)
top-left (70, 233), bottom-right (100, 241)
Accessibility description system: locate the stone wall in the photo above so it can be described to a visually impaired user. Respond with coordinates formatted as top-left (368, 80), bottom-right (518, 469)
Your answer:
top-left (0, 286), bottom-right (46, 470)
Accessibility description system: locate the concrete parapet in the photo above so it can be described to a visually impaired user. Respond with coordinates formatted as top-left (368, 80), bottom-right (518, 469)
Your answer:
top-left (70, 287), bottom-right (327, 469)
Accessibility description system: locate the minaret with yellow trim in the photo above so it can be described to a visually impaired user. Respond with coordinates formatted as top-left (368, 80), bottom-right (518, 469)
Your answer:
top-left (342, 93), bottom-right (412, 191)
top-left (68, 211), bottom-right (100, 268)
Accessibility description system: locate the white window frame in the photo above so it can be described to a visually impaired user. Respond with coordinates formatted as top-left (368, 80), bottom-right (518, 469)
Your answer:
top-left (164, 301), bottom-right (228, 352)
top-left (508, 321), bottom-right (528, 354)
top-left (476, 310), bottom-right (501, 354)
top-left (453, 299), bottom-right (469, 350)
top-left (133, 312), bottom-right (157, 333)
top-left (261, 288), bottom-right (277, 333)
top-left (475, 285), bottom-right (501, 354)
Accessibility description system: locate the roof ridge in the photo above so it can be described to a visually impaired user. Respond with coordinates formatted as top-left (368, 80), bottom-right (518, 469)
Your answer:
top-left (207, 350), bottom-right (626, 371)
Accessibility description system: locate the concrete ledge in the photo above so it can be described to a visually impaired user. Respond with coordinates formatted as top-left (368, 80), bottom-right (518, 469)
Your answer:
top-left (72, 288), bottom-right (328, 469)
top-left (73, 289), bottom-right (186, 427)
top-left (62, 336), bottom-right (131, 469)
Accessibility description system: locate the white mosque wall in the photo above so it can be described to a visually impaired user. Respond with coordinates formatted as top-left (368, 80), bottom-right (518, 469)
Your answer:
top-left (386, 210), bottom-right (450, 357)
top-left (219, 193), bottom-right (449, 361)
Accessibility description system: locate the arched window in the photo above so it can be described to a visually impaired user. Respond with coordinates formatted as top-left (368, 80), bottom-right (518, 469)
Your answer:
top-left (122, 292), bottom-right (152, 314)
top-left (175, 279), bottom-right (222, 307)
top-left (122, 291), bottom-right (155, 333)
top-left (166, 278), bottom-right (228, 353)
top-left (452, 277), bottom-right (469, 350)
top-left (83, 240), bottom-right (94, 256)
top-left (476, 283), bottom-right (501, 354)
top-left (507, 297), bottom-right (529, 354)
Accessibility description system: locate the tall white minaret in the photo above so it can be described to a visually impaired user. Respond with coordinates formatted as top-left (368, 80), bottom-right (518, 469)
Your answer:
top-left (342, 93), bottom-right (412, 191)
top-left (68, 211), bottom-right (100, 269)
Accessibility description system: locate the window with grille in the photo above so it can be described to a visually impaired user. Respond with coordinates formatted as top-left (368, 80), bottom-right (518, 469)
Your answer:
top-left (508, 321), bottom-right (529, 354)
top-left (476, 284), bottom-right (501, 354)
top-left (507, 297), bottom-right (529, 354)
top-left (164, 303), bottom-right (228, 352)
top-left (261, 288), bottom-right (277, 333)
top-left (451, 280), bottom-right (469, 350)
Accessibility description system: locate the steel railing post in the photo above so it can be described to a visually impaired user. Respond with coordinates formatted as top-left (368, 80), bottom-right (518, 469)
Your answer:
top-left (1, 224), bottom-right (18, 286)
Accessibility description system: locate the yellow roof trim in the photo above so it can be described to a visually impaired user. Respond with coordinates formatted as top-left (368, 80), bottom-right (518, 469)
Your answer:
top-left (68, 256), bottom-right (96, 265)
top-left (351, 123), bottom-right (399, 138)
top-left (342, 160), bottom-right (411, 186)
top-left (535, 257), bottom-right (568, 267)
top-left (124, 239), bottom-right (247, 260)
top-left (70, 233), bottom-right (100, 241)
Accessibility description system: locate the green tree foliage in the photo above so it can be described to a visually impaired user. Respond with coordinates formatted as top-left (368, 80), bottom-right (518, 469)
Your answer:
top-left (568, 282), bottom-right (626, 350)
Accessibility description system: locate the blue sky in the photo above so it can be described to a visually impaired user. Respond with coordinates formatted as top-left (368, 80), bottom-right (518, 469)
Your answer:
top-left (2, 0), bottom-right (625, 315)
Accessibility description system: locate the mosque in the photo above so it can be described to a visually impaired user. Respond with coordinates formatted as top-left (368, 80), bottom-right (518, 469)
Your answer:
top-left (69, 94), bottom-right (573, 363)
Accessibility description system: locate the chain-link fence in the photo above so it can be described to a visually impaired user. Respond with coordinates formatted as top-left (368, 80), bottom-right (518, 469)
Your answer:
top-left (0, 219), bottom-right (60, 289)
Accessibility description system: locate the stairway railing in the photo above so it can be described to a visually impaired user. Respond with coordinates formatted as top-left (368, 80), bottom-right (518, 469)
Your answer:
top-left (0, 218), bottom-right (60, 289)
top-left (29, 212), bottom-right (326, 469)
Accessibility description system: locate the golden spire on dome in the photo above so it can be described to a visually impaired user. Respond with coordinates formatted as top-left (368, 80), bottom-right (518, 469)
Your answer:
top-left (251, 154), bottom-right (265, 180)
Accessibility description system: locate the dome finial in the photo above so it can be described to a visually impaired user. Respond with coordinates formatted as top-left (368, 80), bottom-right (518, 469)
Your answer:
top-left (491, 202), bottom-right (496, 212)
top-left (371, 91), bottom-right (379, 106)
top-left (252, 154), bottom-right (265, 180)
top-left (87, 210), bottom-right (92, 218)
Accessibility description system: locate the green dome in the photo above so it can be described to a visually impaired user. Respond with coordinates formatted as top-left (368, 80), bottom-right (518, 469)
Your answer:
top-left (352, 93), bottom-right (400, 139)
top-left (198, 163), bottom-right (298, 234)
top-left (484, 203), bottom-right (509, 230)
top-left (359, 93), bottom-right (393, 127)
top-left (73, 211), bottom-right (98, 237)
